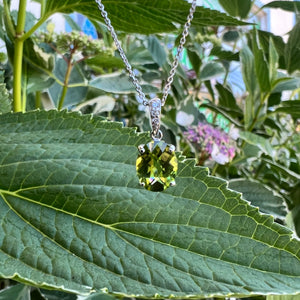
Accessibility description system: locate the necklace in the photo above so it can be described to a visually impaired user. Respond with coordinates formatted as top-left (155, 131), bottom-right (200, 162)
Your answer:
top-left (95, 0), bottom-right (197, 191)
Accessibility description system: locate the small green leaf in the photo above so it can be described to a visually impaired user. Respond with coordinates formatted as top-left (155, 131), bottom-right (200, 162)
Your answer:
top-left (89, 72), bottom-right (159, 94)
top-left (222, 30), bottom-right (240, 42)
top-left (285, 21), bottom-right (300, 74)
top-left (0, 284), bottom-right (30, 300)
top-left (84, 293), bottom-right (118, 300)
top-left (148, 35), bottom-right (167, 67)
top-left (239, 131), bottom-right (274, 156)
top-left (262, 158), bottom-right (300, 181)
top-left (257, 30), bottom-right (286, 56)
top-left (74, 96), bottom-right (115, 114)
top-left (210, 46), bottom-right (239, 61)
top-left (274, 100), bottom-right (300, 118)
top-left (272, 77), bottom-right (300, 93)
top-left (142, 71), bottom-right (161, 83)
top-left (252, 29), bottom-right (271, 93)
top-left (0, 71), bottom-right (11, 114)
top-left (86, 55), bottom-right (124, 72)
top-left (199, 62), bottom-right (225, 81)
top-left (63, 14), bottom-right (82, 31)
top-left (215, 83), bottom-right (243, 117)
top-left (23, 38), bottom-right (54, 72)
top-left (40, 289), bottom-right (77, 300)
top-left (240, 44), bottom-right (257, 97)
top-left (187, 48), bottom-right (202, 75)
top-left (269, 38), bottom-right (279, 84)
top-left (240, 44), bottom-right (259, 128)
top-left (0, 111), bottom-right (300, 298)
top-left (228, 179), bottom-right (287, 220)
top-left (292, 205), bottom-right (300, 239)
top-left (262, 1), bottom-right (300, 13)
top-left (218, 0), bottom-right (253, 18)
top-left (200, 100), bottom-right (243, 128)
top-left (127, 46), bottom-right (154, 65)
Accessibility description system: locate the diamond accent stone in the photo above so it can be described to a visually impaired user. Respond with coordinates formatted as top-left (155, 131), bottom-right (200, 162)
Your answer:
top-left (136, 140), bottom-right (178, 191)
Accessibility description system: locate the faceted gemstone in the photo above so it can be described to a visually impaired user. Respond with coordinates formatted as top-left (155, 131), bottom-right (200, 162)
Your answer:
top-left (136, 140), bottom-right (178, 191)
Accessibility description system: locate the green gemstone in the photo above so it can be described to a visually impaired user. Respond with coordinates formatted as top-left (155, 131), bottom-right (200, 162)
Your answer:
top-left (136, 140), bottom-right (178, 191)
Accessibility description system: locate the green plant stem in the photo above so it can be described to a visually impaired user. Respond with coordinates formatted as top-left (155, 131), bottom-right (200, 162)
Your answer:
top-left (35, 91), bottom-right (42, 109)
top-left (3, 0), bottom-right (16, 38)
top-left (58, 61), bottom-right (73, 110)
top-left (13, 0), bottom-right (27, 112)
top-left (22, 63), bottom-right (27, 111)
top-left (211, 163), bottom-right (218, 176)
top-left (40, 0), bottom-right (46, 17)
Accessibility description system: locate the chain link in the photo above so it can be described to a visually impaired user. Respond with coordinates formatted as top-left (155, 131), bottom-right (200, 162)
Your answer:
top-left (161, 0), bottom-right (197, 105)
top-left (95, 0), bottom-right (197, 107)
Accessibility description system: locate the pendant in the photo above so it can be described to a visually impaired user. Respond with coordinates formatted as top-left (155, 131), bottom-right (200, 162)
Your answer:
top-left (136, 98), bottom-right (178, 191)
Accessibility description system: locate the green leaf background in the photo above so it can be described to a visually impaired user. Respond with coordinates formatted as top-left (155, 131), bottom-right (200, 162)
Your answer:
top-left (0, 111), bottom-right (300, 298)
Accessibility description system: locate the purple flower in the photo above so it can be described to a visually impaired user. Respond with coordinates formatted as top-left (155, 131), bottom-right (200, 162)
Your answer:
top-left (184, 122), bottom-right (238, 165)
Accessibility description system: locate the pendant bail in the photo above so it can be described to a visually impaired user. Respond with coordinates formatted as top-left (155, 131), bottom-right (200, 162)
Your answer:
top-left (149, 97), bottom-right (162, 141)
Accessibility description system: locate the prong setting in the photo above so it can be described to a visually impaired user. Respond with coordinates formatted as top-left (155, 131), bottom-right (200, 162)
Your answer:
top-left (138, 144), bottom-right (145, 154)
top-left (169, 145), bottom-right (176, 153)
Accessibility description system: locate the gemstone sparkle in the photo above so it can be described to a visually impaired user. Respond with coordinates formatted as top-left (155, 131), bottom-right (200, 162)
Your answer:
top-left (136, 140), bottom-right (178, 191)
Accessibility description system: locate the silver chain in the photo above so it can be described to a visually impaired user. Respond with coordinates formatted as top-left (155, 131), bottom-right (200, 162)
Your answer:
top-left (95, 0), bottom-right (197, 107)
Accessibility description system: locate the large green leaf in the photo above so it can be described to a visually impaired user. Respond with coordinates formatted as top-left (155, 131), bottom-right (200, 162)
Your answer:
top-left (239, 131), bottom-right (274, 156)
top-left (1, 111), bottom-right (300, 298)
top-left (42, 0), bottom-right (248, 34)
